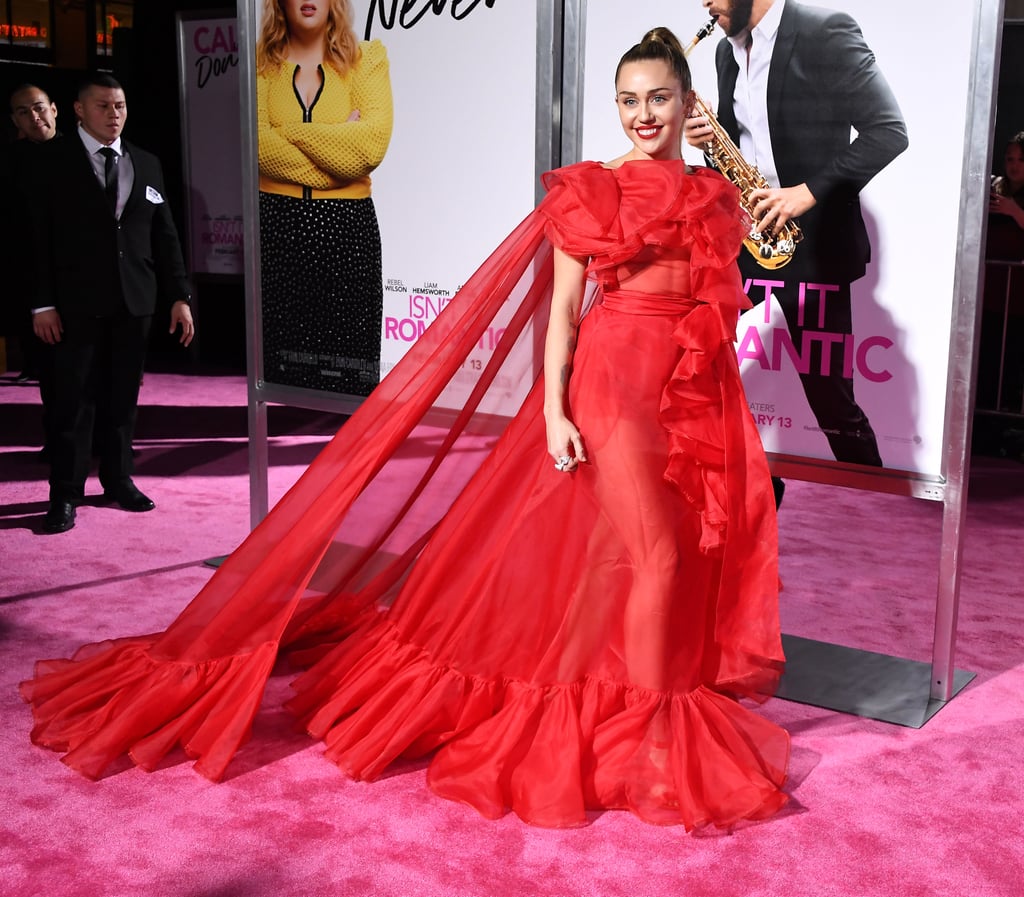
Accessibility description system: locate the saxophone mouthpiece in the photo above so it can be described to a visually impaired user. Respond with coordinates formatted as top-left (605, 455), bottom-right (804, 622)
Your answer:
top-left (697, 16), bottom-right (719, 41)
top-left (685, 16), bottom-right (718, 56)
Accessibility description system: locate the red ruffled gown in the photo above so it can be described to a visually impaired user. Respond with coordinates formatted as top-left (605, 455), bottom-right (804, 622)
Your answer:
top-left (21, 160), bottom-right (789, 830)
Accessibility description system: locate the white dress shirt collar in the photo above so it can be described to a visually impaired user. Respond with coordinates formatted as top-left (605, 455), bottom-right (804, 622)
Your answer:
top-left (728, 0), bottom-right (785, 55)
top-left (77, 123), bottom-right (124, 156)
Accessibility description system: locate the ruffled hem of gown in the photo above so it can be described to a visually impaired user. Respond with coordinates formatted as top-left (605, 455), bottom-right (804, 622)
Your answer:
top-left (287, 618), bottom-right (790, 830)
top-left (19, 616), bottom-right (789, 829)
top-left (19, 636), bottom-right (278, 781)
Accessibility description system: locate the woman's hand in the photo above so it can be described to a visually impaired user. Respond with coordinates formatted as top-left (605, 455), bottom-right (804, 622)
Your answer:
top-left (990, 193), bottom-right (1024, 227)
top-left (545, 411), bottom-right (587, 472)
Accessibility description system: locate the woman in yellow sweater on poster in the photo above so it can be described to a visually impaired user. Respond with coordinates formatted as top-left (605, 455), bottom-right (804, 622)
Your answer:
top-left (256, 0), bottom-right (393, 395)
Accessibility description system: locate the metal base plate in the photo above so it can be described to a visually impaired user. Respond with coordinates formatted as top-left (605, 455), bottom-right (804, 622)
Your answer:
top-left (776, 634), bottom-right (976, 728)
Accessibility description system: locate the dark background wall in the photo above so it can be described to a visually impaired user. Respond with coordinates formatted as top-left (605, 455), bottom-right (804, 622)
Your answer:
top-left (995, 21), bottom-right (1024, 176)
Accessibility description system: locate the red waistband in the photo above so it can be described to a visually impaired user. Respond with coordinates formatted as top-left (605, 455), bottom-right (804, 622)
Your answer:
top-left (600, 290), bottom-right (698, 316)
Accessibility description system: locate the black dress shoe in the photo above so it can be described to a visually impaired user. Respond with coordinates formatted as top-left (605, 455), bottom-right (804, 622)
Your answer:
top-left (43, 500), bottom-right (77, 534)
top-left (103, 483), bottom-right (156, 512)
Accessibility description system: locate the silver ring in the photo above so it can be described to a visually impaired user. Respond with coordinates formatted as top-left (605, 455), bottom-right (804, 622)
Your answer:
top-left (554, 455), bottom-right (572, 471)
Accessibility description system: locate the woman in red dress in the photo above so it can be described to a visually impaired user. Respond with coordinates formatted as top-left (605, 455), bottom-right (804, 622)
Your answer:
top-left (22, 27), bottom-right (789, 831)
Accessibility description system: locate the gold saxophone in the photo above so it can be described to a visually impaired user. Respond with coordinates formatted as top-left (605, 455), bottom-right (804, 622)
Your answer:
top-left (684, 18), bottom-right (803, 270)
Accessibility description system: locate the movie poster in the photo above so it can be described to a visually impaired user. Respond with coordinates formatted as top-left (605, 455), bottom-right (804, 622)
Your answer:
top-left (364, 2), bottom-right (538, 398)
top-left (177, 13), bottom-right (244, 276)
top-left (582, 0), bottom-right (976, 479)
top-left (252, 0), bottom-right (537, 399)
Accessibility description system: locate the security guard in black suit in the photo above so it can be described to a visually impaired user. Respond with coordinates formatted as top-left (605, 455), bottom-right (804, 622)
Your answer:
top-left (29, 74), bottom-right (195, 533)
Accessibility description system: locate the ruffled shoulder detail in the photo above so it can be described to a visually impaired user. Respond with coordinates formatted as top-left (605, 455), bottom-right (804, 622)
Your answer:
top-left (539, 161), bottom-right (750, 308)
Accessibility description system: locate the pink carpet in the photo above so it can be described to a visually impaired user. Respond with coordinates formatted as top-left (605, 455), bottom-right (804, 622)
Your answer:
top-left (1, 372), bottom-right (1021, 896)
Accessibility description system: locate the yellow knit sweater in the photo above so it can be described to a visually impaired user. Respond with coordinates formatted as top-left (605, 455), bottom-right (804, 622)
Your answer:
top-left (257, 39), bottom-right (393, 200)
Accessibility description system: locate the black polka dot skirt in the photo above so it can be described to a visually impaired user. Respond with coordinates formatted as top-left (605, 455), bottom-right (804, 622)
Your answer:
top-left (259, 192), bottom-right (383, 396)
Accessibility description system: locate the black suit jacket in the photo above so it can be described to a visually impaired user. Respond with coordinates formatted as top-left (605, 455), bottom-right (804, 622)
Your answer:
top-left (715, 1), bottom-right (908, 282)
top-left (29, 130), bottom-right (190, 319)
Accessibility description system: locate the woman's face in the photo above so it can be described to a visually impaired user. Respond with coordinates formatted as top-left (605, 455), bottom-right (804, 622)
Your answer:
top-left (615, 60), bottom-right (692, 161)
top-left (1005, 143), bottom-right (1024, 188)
top-left (282, 0), bottom-right (328, 36)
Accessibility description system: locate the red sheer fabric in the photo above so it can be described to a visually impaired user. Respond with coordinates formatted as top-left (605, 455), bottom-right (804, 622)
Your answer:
top-left (21, 161), bottom-right (789, 830)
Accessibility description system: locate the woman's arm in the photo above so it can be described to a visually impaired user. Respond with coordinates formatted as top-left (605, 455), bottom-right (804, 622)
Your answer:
top-left (282, 43), bottom-right (394, 182)
top-left (990, 191), bottom-right (1024, 229)
top-left (543, 247), bottom-right (589, 470)
top-left (279, 114), bottom-right (392, 181)
top-left (257, 74), bottom-right (341, 189)
top-left (259, 124), bottom-right (341, 188)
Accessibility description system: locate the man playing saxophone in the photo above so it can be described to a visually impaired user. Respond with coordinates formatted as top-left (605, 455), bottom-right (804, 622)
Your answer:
top-left (684, 0), bottom-right (908, 466)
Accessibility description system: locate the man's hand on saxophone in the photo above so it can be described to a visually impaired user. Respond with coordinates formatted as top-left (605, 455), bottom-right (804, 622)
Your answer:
top-left (682, 102), bottom-right (802, 267)
top-left (683, 108), bottom-right (716, 150)
top-left (748, 183), bottom-right (815, 234)
top-left (683, 110), bottom-right (814, 235)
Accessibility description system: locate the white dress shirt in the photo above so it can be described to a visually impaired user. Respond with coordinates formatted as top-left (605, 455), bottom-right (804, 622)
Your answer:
top-left (727, 0), bottom-right (786, 189)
